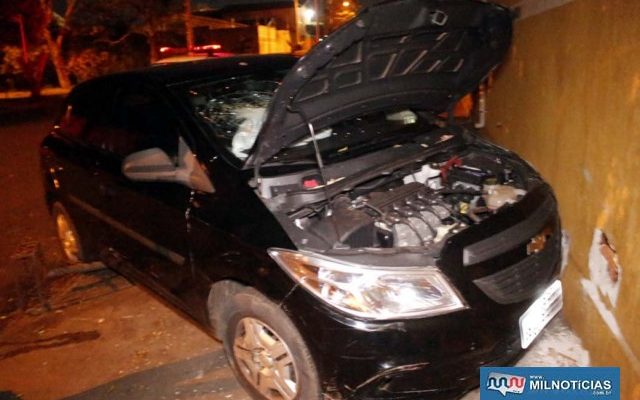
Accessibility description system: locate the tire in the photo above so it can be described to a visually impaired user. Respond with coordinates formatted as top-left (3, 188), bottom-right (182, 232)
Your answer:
top-left (222, 288), bottom-right (321, 400)
top-left (52, 202), bottom-right (88, 264)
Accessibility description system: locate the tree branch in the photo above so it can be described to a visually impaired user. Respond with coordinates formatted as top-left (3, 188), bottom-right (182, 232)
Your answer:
top-left (57, 0), bottom-right (79, 48)
top-left (64, 0), bottom-right (78, 20)
top-left (93, 31), bottom-right (134, 46)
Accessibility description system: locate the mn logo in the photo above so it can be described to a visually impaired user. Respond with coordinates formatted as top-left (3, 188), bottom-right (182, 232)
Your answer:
top-left (487, 372), bottom-right (526, 396)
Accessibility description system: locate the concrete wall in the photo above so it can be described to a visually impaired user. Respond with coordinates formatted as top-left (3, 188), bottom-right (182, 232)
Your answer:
top-left (216, 5), bottom-right (296, 42)
top-left (200, 25), bottom-right (291, 55)
top-left (487, 1), bottom-right (640, 397)
top-left (257, 25), bottom-right (292, 54)
top-left (200, 27), bottom-right (260, 54)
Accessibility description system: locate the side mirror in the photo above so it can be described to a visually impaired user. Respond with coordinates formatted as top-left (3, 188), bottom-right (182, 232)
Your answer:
top-left (122, 148), bottom-right (176, 180)
top-left (122, 138), bottom-right (214, 193)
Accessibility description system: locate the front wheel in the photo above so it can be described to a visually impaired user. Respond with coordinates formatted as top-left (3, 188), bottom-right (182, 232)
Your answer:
top-left (222, 288), bottom-right (321, 400)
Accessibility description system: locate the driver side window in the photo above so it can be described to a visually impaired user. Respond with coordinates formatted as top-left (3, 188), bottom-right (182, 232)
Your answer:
top-left (115, 88), bottom-right (180, 160)
top-left (84, 82), bottom-right (180, 161)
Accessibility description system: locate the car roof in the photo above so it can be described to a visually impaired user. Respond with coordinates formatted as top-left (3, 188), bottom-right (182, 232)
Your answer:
top-left (74, 54), bottom-right (298, 91)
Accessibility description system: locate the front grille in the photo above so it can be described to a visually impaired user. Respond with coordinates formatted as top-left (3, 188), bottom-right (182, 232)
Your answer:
top-left (463, 195), bottom-right (555, 266)
top-left (457, 185), bottom-right (561, 304)
top-left (472, 230), bottom-right (560, 304)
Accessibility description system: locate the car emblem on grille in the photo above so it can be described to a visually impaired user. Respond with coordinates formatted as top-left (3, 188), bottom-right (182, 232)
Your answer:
top-left (527, 227), bottom-right (552, 255)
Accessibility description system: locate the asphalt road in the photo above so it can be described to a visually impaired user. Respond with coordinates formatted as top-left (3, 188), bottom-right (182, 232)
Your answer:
top-left (0, 96), bottom-right (589, 400)
top-left (0, 97), bottom-right (67, 313)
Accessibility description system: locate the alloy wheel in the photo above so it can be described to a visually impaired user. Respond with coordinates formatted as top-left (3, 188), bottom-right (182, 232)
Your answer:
top-left (233, 317), bottom-right (298, 399)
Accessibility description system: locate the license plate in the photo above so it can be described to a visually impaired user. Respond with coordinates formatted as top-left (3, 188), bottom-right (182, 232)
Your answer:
top-left (519, 280), bottom-right (563, 349)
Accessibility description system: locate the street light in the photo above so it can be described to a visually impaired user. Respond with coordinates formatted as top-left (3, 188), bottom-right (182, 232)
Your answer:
top-left (302, 7), bottom-right (316, 23)
top-left (302, 5), bottom-right (320, 43)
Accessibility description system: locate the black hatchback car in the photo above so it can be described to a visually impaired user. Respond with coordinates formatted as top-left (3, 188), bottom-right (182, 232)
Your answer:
top-left (40, 1), bottom-right (564, 399)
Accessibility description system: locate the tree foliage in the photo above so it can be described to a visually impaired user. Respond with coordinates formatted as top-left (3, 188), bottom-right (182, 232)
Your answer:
top-left (70, 0), bottom-right (184, 63)
top-left (0, 0), bottom-right (50, 97)
top-left (0, 0), bottom-right (47, 43)
top-left (1, 0), bottom-right (192, 93)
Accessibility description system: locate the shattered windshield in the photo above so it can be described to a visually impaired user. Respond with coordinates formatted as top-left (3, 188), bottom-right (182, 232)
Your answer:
top-left (184, 73), bottom-right (286, 161)
top-left (183, 74), bottom-right (435, 165)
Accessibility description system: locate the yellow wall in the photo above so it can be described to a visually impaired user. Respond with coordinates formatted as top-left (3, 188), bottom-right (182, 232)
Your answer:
top-left (487, 1), bottom-right (640, 397)
top-left (257, 25), bottom-right (292, 54)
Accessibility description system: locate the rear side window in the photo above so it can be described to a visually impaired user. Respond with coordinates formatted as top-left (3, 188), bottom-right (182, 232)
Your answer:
top-left (57, 102), bottom-right (86, 140)
top-left (57, 83), bottom-right (113, 140)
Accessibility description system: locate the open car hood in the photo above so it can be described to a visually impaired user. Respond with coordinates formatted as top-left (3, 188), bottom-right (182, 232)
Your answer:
top-left (250, 0), bottom-right (512, 169)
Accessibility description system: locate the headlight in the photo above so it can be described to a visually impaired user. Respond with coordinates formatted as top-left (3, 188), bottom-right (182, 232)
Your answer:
top-left (269, 249), bottom-right (467, 320)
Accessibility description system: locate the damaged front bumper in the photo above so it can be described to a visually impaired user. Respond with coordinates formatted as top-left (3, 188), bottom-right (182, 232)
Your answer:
top-left (280, 184), bottom-right (562, 399)
top-left (282, 284), bottom-right (536, 399)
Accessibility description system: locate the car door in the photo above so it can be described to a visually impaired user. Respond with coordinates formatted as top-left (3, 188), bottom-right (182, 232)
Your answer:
top-left (90, 80), bottom-right (201, 305)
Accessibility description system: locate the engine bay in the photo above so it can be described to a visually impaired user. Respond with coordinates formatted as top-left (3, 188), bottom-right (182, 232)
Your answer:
top-left (303, 153), bottom-right (527, 249)
top-left (259, 136), bottom-right (536, 251)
